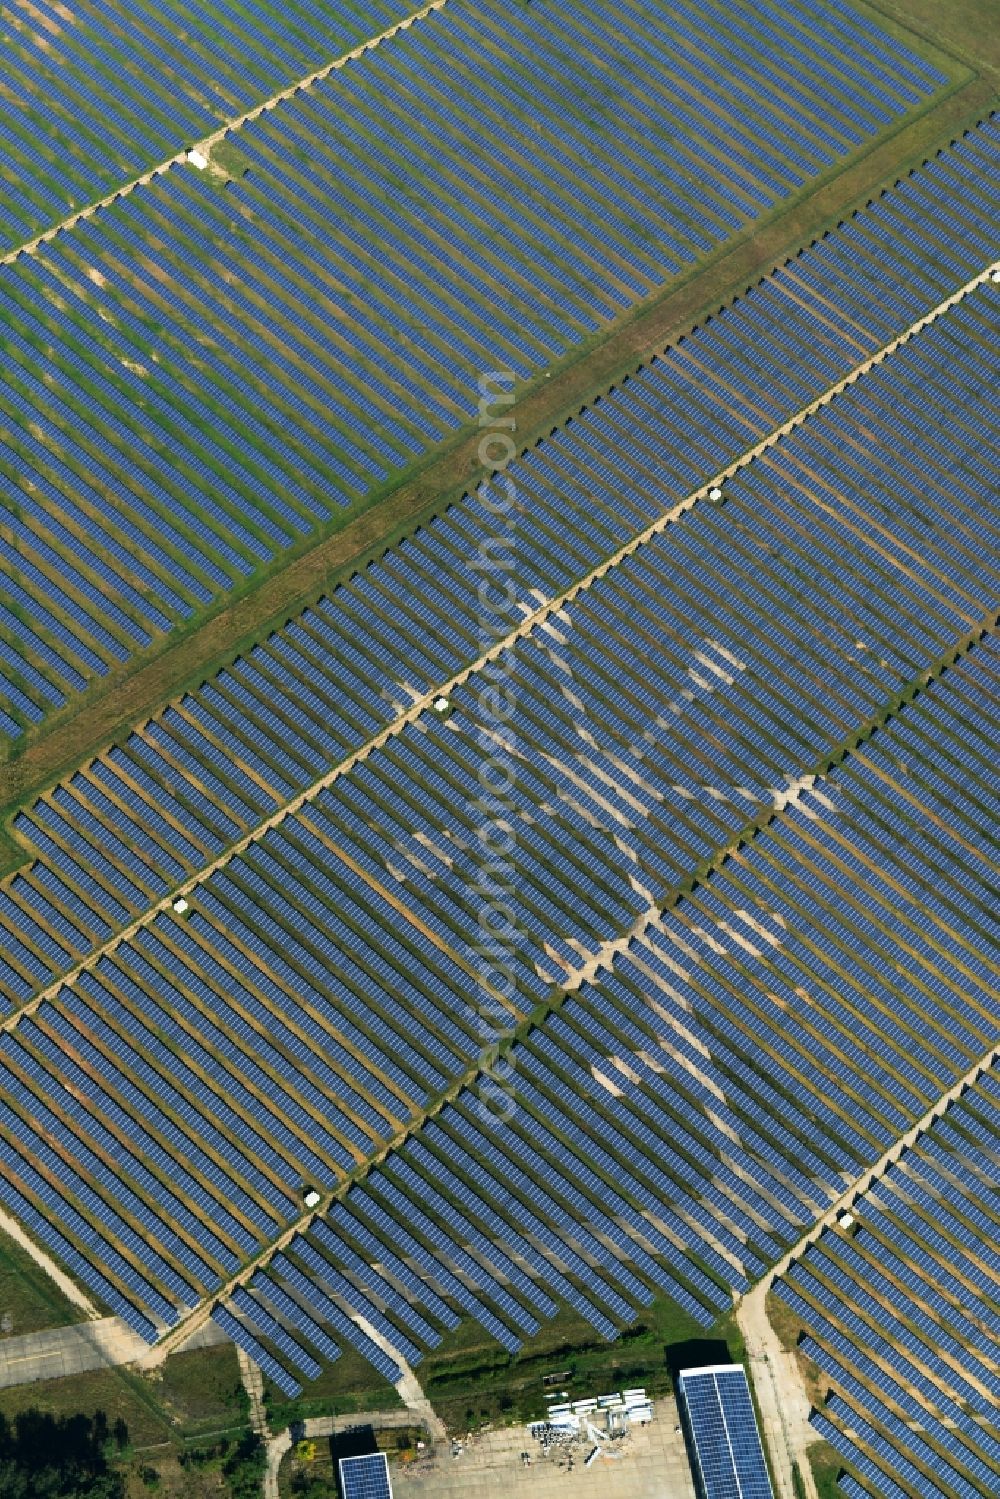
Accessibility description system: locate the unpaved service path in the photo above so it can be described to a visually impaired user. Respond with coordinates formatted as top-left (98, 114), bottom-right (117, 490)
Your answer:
top-left (736, 1043), bottom-right (1000, 1499)
top-left (0, 1205), bottom-right (98, 1319)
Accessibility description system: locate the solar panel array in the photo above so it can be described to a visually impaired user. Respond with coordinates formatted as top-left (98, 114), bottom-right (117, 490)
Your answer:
top-left (0, 613), bottom-right (990, 1361)
top-left (196, 638), bottom-right (996, 1393)
top-left (774, 1065), bottom-right (1000, 1499)
top-left (0, 83), bottom-right (994, 1456)
top-left (678, 1365), bottom-right (775, 1499)
top-left (1, 258), bottom-right (996, 1002)
top-left (339, 1453), bottom-right (393, 1499)
top-left (0, 0), bottom-right (950, 736)
top-left (0, 0), bottom-right (423, 250)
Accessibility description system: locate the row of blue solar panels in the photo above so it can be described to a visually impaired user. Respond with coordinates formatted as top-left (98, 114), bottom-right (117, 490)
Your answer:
top-left (339, 1453), bottom-right (393, 1499)
top-left (0, 641), bottom-right (992, 1360)
top-left (0, 531), bottom-right (991, 1360)
top-left (678, 1365), bottom-right (774, 1499)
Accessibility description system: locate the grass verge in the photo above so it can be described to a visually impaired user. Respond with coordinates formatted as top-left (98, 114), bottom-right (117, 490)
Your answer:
top-left (267, 1294), bottom-right (745, 1437)
top-left (263, 1342), bottom-right (403, 1432)
top-left (0, 1222), bottom-right (83, 1340)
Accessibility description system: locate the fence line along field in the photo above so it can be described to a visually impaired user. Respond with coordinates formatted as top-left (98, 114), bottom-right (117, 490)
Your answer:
top-left (1, 139), bottom-right (997, 1005)
top-left (0, 0), bottom-right (953, 741)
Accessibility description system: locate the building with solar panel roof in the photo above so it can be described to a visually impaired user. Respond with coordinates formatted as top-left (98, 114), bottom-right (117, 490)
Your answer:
top-left (677, 1365), bottom-right (775, 1499)
top-left (338, 1451), bottom-right (393, 1499)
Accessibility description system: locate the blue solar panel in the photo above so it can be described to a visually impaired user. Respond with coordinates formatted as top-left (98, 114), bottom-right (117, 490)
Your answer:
top-left (679, 1366), bottom-right (774, 1499)
top-left (339, 1452), bottom-right (392, 1499)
